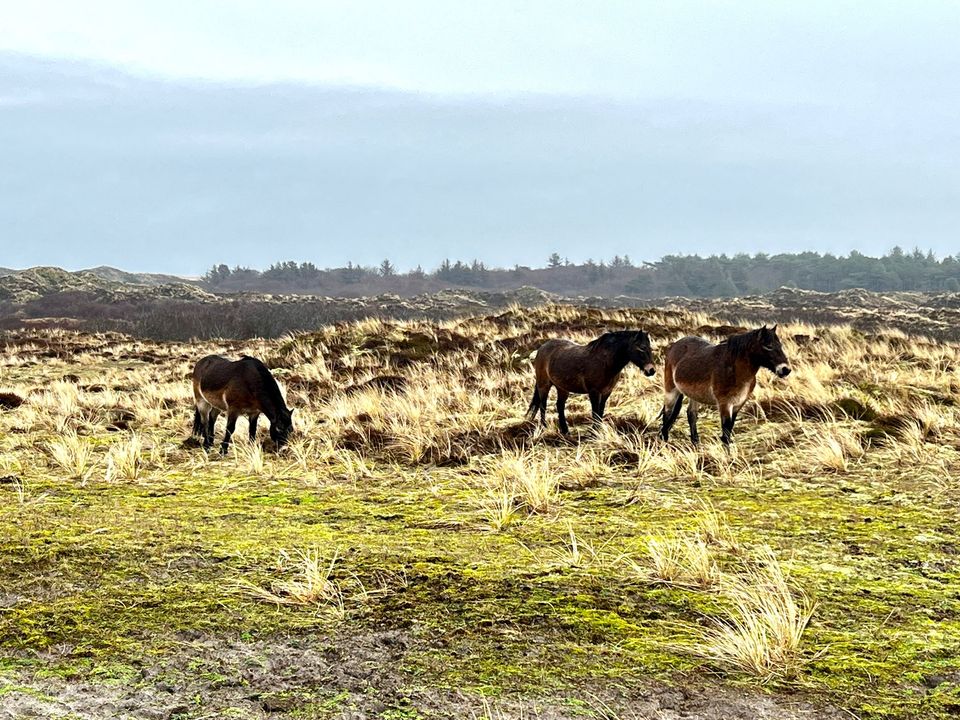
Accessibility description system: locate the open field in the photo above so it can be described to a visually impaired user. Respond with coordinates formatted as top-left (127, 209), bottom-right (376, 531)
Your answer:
top-left (1, 304), bottom-right (959, 719)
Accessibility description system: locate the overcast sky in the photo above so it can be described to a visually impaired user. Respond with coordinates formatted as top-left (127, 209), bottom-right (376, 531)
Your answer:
top-left (2, 1), bottom-right (959, 273)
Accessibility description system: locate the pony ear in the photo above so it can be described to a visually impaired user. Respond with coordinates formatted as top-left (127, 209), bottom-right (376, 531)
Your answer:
top-left (771, 324), bottom-right (778, 333)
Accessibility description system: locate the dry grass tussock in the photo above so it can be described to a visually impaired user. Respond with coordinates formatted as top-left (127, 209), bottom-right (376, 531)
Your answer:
top-left (636, 533), bottom-right (720, 589)
top-left (697, 549), bottom-right (816, 681)
top-left (484, 449), bottom-right (561, 515)
top-left (46, 431), bottom-right (96, 481)
top-left (622, 503), bottom-right (814, 679)
top-left (623, 497), bottom-right (739, 589)
top-left (524, 522), bottom-right (614, 570)
top-left (105, 433), bottom-right (144, 481)
top-left (235, 547), bottom-right (363, 618)
top-left (803, 425), bottom-right (865, 473)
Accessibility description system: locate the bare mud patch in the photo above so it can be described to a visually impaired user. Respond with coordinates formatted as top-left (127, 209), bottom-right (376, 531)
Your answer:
top-left (0, 631), bottom-right (844, 720)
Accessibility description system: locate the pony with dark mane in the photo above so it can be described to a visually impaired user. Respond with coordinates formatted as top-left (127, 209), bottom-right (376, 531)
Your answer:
top-left (526, 330), bottom-right (656, 434)
top-left (660, 325), bottom-right (790, 446)
top-left (191, 355), bottom-right (294, 453)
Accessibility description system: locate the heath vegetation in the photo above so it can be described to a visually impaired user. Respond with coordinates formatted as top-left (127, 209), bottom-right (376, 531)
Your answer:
top-left (0, 303), bottom-right (959, 718)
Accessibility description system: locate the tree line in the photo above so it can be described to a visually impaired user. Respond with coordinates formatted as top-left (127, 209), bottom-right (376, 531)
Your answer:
top-left (202, 248), bottom-right (960, 298)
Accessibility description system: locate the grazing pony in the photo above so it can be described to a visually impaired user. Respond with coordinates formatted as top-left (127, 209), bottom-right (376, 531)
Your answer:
top-left (660, 325), bottom-right (790, 446)
top-left (526, 330), bottom-right (656, 434)
top-left (192, 355), bottom-right (294, 453)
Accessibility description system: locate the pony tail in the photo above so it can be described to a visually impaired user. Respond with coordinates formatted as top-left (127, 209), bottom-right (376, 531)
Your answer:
top-left (526, 386), bottom-right (540, 417)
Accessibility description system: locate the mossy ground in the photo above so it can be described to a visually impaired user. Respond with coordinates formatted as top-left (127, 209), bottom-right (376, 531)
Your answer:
top-left (1, 307), bottom-right (959, 718)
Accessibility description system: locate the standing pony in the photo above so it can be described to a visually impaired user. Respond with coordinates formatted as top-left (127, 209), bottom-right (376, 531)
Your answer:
top-left (192, 355), bottom-right (294, 453)
top-left (526, 330), bottom-right (656, 434)
top-left (660, 325), bottom-right (790, 445)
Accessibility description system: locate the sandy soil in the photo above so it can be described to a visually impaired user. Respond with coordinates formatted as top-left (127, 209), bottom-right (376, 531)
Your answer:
top-left (0, 631), bottom-right (844, 720)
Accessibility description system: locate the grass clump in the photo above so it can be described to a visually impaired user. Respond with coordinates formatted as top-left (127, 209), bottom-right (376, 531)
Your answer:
top-left (46, 431), bottom-right (95, 481)
top-left (489, 450), bottom-right (559, 514)
top-left (236, 548), bottom-right (355, 619)
top-left (697, 549), bottom-right (815, 681)
top-left (475, 484), bottom-right (522, 532)
top-left (105, 433), bottom-right (144, 481)
top-left (634, 534), bottom-right (720, 589)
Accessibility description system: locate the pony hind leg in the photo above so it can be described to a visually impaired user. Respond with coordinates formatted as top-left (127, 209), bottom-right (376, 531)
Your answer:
top-left (556, 388), bottom-right (570, 434)
top-left (220, 410), bottom-right (240, 455)
top-left (195, 399), bottom-right (218, 450)
top-left (686, 400), bottom-right (701, 446)
top-left (536, 383), bottom-right (552, 427)
top-left (249, 414), bottom-right (259, 442)
top-left (204, 408), bottom-right (220, 450)
top-left (191, 407), bottom-right (204, 439)
top-left (525, 386), bottom-right (539, 419)
top-left (660, 389), bottom-right (684, 441)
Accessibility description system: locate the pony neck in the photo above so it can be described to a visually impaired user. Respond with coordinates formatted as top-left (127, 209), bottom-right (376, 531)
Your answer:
top-left (259, 388), bottom-right (285, 421)
top-left (737, 345), bottom-right (764, 374)
top-left (609, 342), bottom-right (633, 374)
top-left (726, 331), bottom-right (763, 372)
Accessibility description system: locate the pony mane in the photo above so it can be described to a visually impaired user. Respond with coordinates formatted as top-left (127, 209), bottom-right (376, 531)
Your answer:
top-left (586, 330), bottom-right (639, 352)
top-left (241, 355), bottom-right (286, 410)
top-left (723, 328), bottom-right (761, 357)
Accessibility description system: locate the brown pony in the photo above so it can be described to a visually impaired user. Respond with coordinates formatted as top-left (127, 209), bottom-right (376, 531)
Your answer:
top-left (660, 325), bottom-right (790, 445)
top-left (526, 330), bottom-right (656, 434)
top-left (192, 355), bottom-right (294, 453)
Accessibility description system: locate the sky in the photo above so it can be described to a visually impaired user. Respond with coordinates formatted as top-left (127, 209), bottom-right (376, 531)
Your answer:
top-left (1, 1), bottom-right (959, 273)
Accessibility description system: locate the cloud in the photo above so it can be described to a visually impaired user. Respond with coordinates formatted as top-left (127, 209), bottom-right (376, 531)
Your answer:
top-left (1, 53), bottom-right (959, 273)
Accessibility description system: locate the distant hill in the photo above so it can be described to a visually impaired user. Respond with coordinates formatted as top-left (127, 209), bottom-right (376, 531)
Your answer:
top-left (81, 266), bottom-right (194, 286)
top-left (0, 266), bottom-right (210, 303)
top-left (0, 267), bottom-right (113, 302)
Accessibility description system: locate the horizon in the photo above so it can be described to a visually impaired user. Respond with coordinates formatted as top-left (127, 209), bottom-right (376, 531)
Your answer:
top-left (3, 245), bottom-right (956, 279)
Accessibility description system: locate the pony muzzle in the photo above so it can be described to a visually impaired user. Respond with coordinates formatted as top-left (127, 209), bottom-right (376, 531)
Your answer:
top-left (643, 363), bottom-right (656, 377)
top-left (775, 363), bottom-right (791, 378)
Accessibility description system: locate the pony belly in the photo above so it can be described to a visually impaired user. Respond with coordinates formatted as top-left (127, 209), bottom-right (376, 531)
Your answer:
top-left (199, 388), bottom-right (230, 413)
top-left (674, 379), bottom-right (715, 405)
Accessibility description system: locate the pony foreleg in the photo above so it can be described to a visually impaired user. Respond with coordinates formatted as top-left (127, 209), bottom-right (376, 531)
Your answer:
top-left (599, 393), bottom-right (610, 417)
top-left (589, 391), bottom-right (602, 425)
top-left (720, 406), bottom-right (738, 446)
top-left (686, 400), bottom-right (700, 446)
top-left (249, 414), bottom-right (259, 442)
